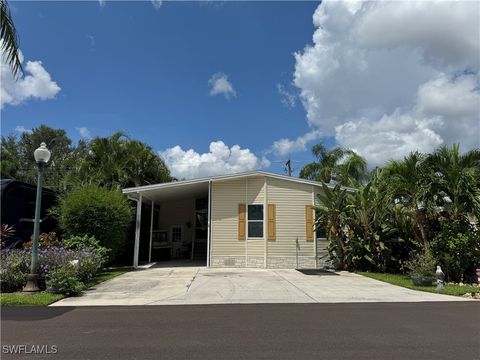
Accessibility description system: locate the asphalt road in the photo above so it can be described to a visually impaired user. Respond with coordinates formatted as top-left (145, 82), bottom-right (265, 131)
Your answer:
top-left (2, 302), bottom-right (479, 360)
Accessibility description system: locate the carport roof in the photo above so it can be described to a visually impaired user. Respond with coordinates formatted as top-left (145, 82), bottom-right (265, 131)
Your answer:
top-left (122, 171), bottom-right (355, 203)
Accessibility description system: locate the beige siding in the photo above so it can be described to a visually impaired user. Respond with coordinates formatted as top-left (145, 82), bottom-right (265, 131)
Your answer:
top-left (211, 177), bottom-right (266, 258)
top-left (247, 239), bottom-right (264, 256)
top-left (246, 176), bottom-right (264, 204)
top-left (267, 178), bottom-right (314, 257)
top-left (211, 179), bottom-right (246, 256)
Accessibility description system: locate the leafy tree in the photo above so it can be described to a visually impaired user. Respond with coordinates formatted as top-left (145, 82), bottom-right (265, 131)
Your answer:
top-left (0, 134), bottom-right (20, 179)
top-left (300, 144), bottom-right (367, 187)
top-left (1, 0), bottom-right (22, 76)
top-left (1, 125), bottom-right (79, 191)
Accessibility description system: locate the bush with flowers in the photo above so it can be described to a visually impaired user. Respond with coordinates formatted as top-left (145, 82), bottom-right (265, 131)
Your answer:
top-left (0, 233), bottom-right (106, 295)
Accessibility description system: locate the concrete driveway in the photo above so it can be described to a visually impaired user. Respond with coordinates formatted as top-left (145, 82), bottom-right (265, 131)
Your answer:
top-left (52, 265), bottom-right (470, 306)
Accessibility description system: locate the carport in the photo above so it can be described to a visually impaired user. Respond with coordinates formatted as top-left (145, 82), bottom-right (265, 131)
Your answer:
top-left (123, 179), bottom-right (212, 269)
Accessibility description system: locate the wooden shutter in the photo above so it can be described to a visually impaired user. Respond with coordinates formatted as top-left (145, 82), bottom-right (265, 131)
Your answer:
top-left (267, 204), bottom-right (276, 241)
top-left (305, 205), bottom-right (314, 241)
top-left (238, 203), bottom-right (246, 240)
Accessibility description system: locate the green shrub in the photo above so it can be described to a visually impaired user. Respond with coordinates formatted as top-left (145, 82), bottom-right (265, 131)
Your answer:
top-left (1, 247), bottom-right (105, 294)
top-left (59, 186), bottom-right (132, 259)
top-left (64, 235), bottom-right (110, 264)
top-left (405, 249), bottom-right (436, 278)
top-left (46, 264), bottom-right (84, 296)
top-left (0, 250), bottom-right (29, 292)
top-left (75, 257), bottom-right (100, 283)
top-left (431, 218), bottom-right (480, 283)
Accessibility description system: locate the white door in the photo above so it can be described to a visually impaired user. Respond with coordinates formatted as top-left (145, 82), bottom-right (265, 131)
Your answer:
top-left (170, 225), bottom-right (184, 258)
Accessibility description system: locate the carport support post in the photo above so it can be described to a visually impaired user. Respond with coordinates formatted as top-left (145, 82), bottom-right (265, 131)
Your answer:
top-left (133, 192), bottom-right (142, 269)
top-left (148, 200), bottom-right (154, 263)
top-left (206, 180), bottom-right (212, 267)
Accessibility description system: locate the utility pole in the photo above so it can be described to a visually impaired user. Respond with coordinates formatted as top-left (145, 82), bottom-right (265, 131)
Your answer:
top-left (285, 159), bottom-right (292, 176)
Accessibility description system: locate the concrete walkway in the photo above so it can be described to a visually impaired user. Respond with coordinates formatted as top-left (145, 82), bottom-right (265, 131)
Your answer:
top-left (51, 266), bottom-right (472, 306)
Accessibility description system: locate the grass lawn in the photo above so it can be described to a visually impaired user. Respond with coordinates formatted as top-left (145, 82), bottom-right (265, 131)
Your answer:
top-left (1, 269), bottom-right (129, 306)
top-left (359, 272), bottom-right (479, 297)
top-left (0, 292), bottom-right (65, 306)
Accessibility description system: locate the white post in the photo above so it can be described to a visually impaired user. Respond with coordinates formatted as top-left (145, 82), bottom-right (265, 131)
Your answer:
top-left (312, 186), bottom-right (317, 269)
top-left (264, 176), bottom-right (268, 268)
top-left (206, 181), bottom-right (212, 267)
top-left (191, 199), bottom-right (196, 260)
top-left (133, 192), bottom-right (142, 269)
top-left (148, 199), bottom-right (154, 263)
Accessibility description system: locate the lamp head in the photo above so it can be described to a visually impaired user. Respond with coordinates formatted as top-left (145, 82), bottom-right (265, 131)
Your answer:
top-left (34, 142), bottom-right (51, 164)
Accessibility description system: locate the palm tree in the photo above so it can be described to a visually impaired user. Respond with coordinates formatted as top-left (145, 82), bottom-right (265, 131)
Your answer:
top-left (335, 152), bottom-right (367, 187)
top-left (383, 151), bottom-right (433, 245)
top-left (299, 144), bottom-right (367, 187)
top-left (75, 132), bottom-right (172, 189)
top-left (427, 144), bottom-right (480, 220)
top-left (1, 0), bottom-right (22, 76)
top-left (314, 184), bottom-right (352, 270)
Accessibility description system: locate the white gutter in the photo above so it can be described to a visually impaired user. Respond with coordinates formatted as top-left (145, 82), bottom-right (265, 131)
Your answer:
top-left (122, 170), bottom-right (356, 195)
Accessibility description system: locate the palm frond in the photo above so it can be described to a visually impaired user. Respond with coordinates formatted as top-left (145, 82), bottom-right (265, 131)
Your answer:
top-left (0, 0), bottom-right (22, 76)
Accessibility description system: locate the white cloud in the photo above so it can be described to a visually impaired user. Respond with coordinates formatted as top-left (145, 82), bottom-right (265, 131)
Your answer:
top-left (151, 0), bottom-right (162, 10)
top-left (271, 130), bottom-right (322, 157)
top-left (292, 1), bottom-right (480, 165)
top-left (208, 72), bottom-right (236, 99)
top-left (76, 127), bottom-right (92, 140)
top-left (14, 125), bottom-right (32, 134)
top-left (160, 141), bottom-right (268, 179)
top-left (98, 0), bottom-right (106, 8)
top-left (277, 84), bottom-right (296, 108)
top-left (1, 48), bottom-right (61, 109)
top-left (335, 114), bottom-right (444, 167)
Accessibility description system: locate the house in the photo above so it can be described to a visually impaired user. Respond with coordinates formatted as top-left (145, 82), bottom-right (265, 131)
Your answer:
top-left (122, 171), bottom-right (351, 269)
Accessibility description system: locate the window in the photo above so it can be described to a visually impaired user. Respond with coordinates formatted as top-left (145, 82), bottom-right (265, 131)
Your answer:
top-left (316, 226), bottom-right (327, 239)
top-left (171, 226), bottom-right (182, 242)
top-left (247, 204), bottom-right (263, 238)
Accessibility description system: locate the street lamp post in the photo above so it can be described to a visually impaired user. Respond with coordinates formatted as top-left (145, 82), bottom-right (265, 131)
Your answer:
top-left (23, 142), bottom-right (51, 293)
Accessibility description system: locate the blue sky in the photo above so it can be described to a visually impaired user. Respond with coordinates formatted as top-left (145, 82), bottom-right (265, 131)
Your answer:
top-left (2, 1), bottom-right (328, 176)
top-left (1, 1), bottom-right (478, 179)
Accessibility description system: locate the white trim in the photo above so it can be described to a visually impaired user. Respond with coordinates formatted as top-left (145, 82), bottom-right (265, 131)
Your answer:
top-left (169, 225), bottom-right (184, 243)
top-left (169, 224), bottom-right (184, 258)
top-left (246, 204), bottom-right (264, 240)
top-left (133, 192), bottom-right (142, 269)
top-left (122, 170), bottom-right (356, 195)
top-left (148, 199), bottom-right (154, 263)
